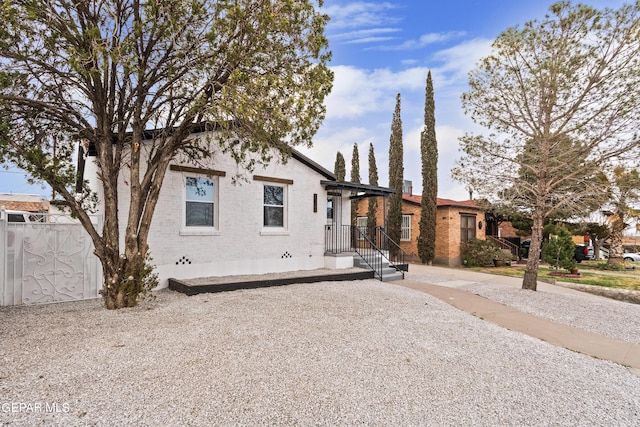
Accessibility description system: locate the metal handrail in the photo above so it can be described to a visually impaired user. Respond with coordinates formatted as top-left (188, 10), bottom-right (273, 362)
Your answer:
top-left (351, 226), bottom-right (385, 280)
top-left (324, 224), bottom-right (405, 280)
top-left (487, 235), bottom-right (519, 258)
top-left (375, 226), bottom-right (406, 271)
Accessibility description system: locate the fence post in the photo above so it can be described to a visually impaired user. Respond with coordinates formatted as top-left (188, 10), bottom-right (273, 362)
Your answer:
top-left (0, 208), bottom-right (6, 306)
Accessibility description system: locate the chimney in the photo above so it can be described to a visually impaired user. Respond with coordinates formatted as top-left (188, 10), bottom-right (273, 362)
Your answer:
top-left (403, 180), bottom-right (412, 196)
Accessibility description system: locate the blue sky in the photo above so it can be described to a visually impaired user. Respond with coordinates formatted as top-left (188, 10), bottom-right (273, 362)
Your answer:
top-left (298, 0), bottom-right (629, 201)
top-left (0, 0), bottom-right (629, 200)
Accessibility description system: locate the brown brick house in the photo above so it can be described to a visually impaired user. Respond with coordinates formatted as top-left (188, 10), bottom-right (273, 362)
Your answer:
top-left (353, 193), bottom-right (485, 266)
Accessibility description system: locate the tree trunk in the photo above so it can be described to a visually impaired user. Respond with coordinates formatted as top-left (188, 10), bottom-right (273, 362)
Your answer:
top-left (522, 212), bottom-right (544, 291)
top-left (593, 238), bottom-right (601, 261)
top-left (100, 251), bottom-right (150, 309)
top-left (608, 213), bottom-right (625, 267)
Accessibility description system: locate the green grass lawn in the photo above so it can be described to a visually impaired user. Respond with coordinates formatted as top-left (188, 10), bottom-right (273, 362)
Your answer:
top-left (473, 263), bottom-right (640, 291)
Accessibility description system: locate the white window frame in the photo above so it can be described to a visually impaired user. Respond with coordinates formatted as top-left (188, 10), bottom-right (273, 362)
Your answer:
top-left (401, 214), bottom-right (411, 241)
top-left (357, 216), bottom-right (368, 240)
top-left (180, 174), bottom-right (219, 236)
top-left (262, 183), bottom-right (288, 230)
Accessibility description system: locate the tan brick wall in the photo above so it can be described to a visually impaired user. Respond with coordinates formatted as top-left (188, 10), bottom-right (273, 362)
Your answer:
top-left (356, 197), bottom-right (485, 266)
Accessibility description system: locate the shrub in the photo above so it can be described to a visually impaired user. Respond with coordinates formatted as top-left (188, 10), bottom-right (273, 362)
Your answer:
top-left (462, 238), bottom-right (504, 267)
top-left (542, 228), bottom-right (577, 273)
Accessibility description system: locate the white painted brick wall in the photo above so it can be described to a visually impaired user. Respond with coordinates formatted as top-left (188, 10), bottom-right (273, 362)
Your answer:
top-left (85, 132), bottom-right (350, 287)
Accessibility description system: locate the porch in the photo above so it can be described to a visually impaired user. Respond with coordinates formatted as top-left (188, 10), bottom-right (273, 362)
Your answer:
top-left (168, 267), bottom-right (374, 296)
top-left (325, 224), bottom-right (407, 282)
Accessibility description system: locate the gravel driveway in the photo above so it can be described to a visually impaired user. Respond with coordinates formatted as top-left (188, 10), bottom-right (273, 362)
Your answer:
top-left (1, 279), bottom-right (639, 426)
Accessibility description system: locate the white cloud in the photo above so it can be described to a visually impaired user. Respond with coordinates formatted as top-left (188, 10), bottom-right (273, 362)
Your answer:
top-left (400, 59), bottom-right (419, 66)
top-left (325, 65), bottom-right (429, 119)
top-left (344, 36), bottom-right (398, 44)
top-left (323, 2), bottom-right (400, 30)
top-left (432, 38), bottom-right (494, 83)
top-left (332, 27), bottom-right (401, 41)
top-left (309, 35), bottom-right (498, 199)
top-left (372, 31), bottom-right (467, 51)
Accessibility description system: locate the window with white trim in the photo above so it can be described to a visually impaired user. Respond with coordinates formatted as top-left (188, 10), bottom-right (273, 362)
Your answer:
top-left (357, 216), bottom-right (367, 240)
top-left (263, 184), bottom-right (286, 227)
top-left (401, 214), bottom-right (411, 241)
top-left (185, 176), bottom-right (216, 227)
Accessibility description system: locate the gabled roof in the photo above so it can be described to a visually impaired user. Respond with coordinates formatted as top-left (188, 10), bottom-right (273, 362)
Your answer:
top-left (291, 150), bottom-right (335, 180)
top-left (403, 194), bottom-right (483, 210)
top-left (78, 125), bottom-right (338, 182)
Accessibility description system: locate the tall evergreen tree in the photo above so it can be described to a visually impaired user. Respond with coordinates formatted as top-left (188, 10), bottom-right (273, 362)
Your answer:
top-left (334, 151), bottom-right (346, 181)
top-left (453, 2), bottom-right (640, 291)
top-left (367, 143), bottom-right (379, 236)
top-left (417, 71), bottom-right (438, 264)
top-left (387, 93), bottom-right (404, 249)
top-left (350, 143), bottom-right (361, 227)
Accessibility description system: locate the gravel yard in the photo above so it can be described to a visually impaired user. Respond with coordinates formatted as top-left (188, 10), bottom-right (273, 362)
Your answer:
top-left (1, 279), bottom-right (639, 426)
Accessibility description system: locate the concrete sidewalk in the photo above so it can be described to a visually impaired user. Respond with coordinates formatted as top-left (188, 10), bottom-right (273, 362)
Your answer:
top-left (392, 265), bottom-right (640, 373)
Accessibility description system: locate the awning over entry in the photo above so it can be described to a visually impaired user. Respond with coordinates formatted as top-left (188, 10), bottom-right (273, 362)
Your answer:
top-left (321, 181), bottom-right (395, 199)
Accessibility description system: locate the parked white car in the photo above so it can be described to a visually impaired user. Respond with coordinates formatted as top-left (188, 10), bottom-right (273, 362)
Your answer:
top-left (623, 253), bottom-right (640, 262)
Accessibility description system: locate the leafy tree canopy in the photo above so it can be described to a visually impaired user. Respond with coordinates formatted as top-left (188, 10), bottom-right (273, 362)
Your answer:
top-left (453, 1), bottom-right (640, 290)
top-left (0, 0), bottom-right (333, 308)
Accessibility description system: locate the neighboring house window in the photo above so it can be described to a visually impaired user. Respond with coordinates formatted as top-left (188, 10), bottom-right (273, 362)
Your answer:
top-left (460, 214), bottom-right (476, 242)
top-left (264, 184), bottom-right (286, 227)
top-left (185, 176), bottom-right (215, 227)
top-left (401, 214), bottom-right (411, 241)
top-left (357, 216), bottom-right (367, 239)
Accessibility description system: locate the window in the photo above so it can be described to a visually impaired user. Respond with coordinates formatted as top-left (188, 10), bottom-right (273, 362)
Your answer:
top-left (264, 184), bottom-right (285, 227)
top-left (327, 198), bottom-right (333, 220)
top-left (357, 216), bottom-right (367, 239)
top-left (401, 214), bottom-right (411, 241)
top-left (460, 214), bottom-right (476, 242)
top-left (185, 176), bottom-right (215, 227)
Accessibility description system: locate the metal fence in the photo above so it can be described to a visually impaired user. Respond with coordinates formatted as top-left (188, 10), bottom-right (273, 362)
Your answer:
top-left (0, 210), bottom-right (102, 306)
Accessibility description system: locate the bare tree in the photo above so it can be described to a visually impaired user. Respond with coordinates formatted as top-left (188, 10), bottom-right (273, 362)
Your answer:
top-left (0, 0), bottom-right (333, 308)
top-left (453, 2), bottom-right (640, 290)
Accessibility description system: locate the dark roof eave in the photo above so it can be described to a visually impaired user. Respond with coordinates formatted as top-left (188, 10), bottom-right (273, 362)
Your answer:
top-left (291, 150), bottom-right (336, 180)
top-left (321, 180), bottom-right (395, 197)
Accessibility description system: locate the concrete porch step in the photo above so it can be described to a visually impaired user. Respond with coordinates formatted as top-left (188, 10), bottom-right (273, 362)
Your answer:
top-left (353, 254), bottom-right (404, 281)
top-left (380, 268), bottom-right (404, 282)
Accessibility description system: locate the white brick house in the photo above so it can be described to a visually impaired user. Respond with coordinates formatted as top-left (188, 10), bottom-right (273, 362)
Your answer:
top-left (81, 131), bottom-right (388, 288)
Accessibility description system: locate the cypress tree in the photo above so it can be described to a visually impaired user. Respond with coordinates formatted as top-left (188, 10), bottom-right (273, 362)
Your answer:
top-left (387, 93), bottom-right (404, 249)
top-left (417, 71), bottom-right (438, 264)
top-left (350, 143), bottom-right (361, 227)
top-left (334, 151), bottom-right (346, 181)
top-left (367, 143), bottom-right (379, 237)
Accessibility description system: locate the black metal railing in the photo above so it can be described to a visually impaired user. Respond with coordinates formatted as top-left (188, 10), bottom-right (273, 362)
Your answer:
top-left (325, 225), bottom-right (406, 279)
top-left (352, 226), bottom-right (386, 280)
top-left (374, 226), bottom-right (407, 271)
